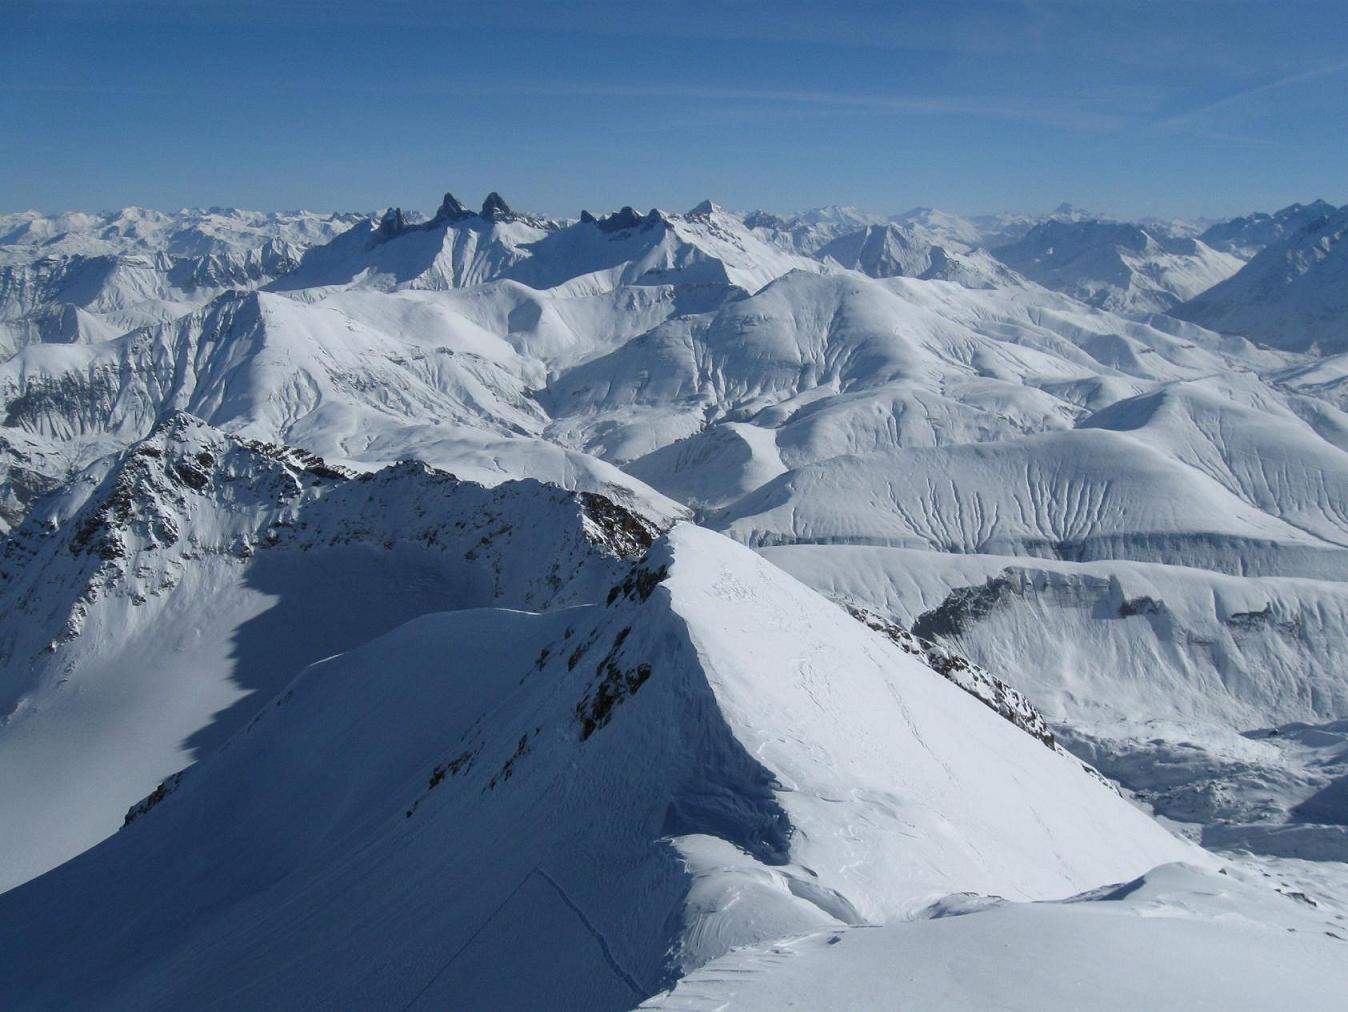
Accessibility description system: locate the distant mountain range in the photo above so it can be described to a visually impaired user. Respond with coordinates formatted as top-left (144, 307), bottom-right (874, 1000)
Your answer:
top-left (1, 189), bottom-right (1346, 1009)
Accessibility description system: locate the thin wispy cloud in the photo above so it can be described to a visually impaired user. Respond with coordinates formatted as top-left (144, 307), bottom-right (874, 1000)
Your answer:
top-left (442, 81), bottom-right (1132, 133)
top-left (1152, 57), bottom-right (1348, 133)
top-left (1, 75), bottom-right (1130, 134)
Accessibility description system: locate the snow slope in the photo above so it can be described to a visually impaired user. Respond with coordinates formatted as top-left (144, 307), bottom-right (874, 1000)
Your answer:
top-left (762, 542), bottom-right (1348, 851)
top-left (0, 523), bottom-right (1196, 1008)
top-left (0, 285), bottom-right (686, 525)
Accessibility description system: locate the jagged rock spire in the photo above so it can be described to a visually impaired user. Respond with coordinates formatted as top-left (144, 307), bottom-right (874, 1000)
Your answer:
top-left (480, 192), bottom-right (513, 221)
top-left (430, 192), bottom-right (470, 226)
top-left (376, 207), bottom-right (407, 240)
top-left (578, 209), bottom-right (597, 224)
top-left (596, 206), bottom-right (643, 233)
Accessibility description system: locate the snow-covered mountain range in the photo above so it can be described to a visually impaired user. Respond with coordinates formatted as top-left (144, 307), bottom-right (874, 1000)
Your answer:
top-left (1, 192), bottom-right (1346, 1008)
top-left (1173, 202), bottom-right (1348, 353)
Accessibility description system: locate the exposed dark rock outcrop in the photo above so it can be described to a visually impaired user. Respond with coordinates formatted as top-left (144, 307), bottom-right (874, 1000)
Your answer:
top-left (848, 605), bottom-right (1057, 750)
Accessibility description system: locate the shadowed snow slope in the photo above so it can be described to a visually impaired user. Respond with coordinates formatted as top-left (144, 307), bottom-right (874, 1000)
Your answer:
top-left (0, 524), bottom-right (1193, 1009)
top-left (0, 414), bottom-right (664, 890)
top-left (1172, 204), bottom-right (1348, 354)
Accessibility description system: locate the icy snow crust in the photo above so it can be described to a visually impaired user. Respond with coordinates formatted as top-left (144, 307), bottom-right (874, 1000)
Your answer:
top-left (2, 194), bottom-right (1347, 1006)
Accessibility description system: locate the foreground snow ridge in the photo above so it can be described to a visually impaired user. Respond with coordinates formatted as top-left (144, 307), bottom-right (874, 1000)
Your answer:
top-left (1, 519), bottom-right (1195, 1008)
top-left (645, 863), bottom-right (1347, 1012)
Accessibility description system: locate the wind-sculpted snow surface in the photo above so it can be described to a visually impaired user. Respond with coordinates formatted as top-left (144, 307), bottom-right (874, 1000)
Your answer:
top-left (0, 524), bottom-right (1195, 1008)
top-left (717, 427), bottom-right (1348, 577)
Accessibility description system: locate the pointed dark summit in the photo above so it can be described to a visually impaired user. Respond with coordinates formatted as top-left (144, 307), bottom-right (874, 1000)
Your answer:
top-left (430, 192), bottom-right (471, 226)
top-left (480, 192), bottom-right (513, 221)
top-left (596, 206), bottom-right (643, 232)
top-left (376, 207), bottom-right (407, 240)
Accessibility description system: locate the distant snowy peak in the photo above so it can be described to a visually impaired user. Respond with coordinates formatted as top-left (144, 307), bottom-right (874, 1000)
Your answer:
top-left (818, 224), bottom-right (940, 277)
top-left (791, 204), bottom-right (890, 231)
top-left (992, 218), bottom-right (1244, 314)
top-left (816, 224), bottom-right (1022, 289)
top-left (0, 238), bottom-right (311, 356)
top-left (748, 203), bottom-right (1171, 262)
top-left (1198, 199), bottom-right (1339, 259)
top-left (378, 190), bottom-right (557, 238)
top-left (888, 207), bottom-right (984, 251)
top-left (1172, 203), bottom-right (1348, 354)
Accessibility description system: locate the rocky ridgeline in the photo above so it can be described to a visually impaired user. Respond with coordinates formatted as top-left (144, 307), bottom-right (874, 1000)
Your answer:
top-left (846, 604), bottom-right (1057, 750)
top-left (0, 412), bottom-right (668, 663)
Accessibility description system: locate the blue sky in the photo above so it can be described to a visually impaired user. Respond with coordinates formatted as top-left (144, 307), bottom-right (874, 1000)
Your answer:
top-left (4, 0), bottom-right (1346, 218)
